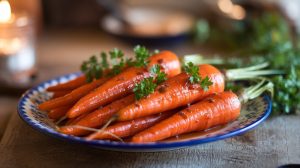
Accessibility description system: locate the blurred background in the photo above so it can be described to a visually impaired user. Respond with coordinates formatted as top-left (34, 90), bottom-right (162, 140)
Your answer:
top-left (0, 0), bottom-right (300, 135)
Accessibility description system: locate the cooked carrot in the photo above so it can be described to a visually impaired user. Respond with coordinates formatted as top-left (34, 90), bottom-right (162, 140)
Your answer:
top-left (38, 77), bottom-right (108, 111)
top-left (87, 110), bottom-right (175, 140)
top-left (116, 64), bottom-right (225, 121)
top-left (65, 113), bottom-right (89, 126)
top-left (132, 91), bottom-right (241, 143)
top-left (52, 90), bottom-right (71, 99)
top-left (66, 51), bottom-right (181, 118)
top-left (48, 105), bottom-right (72, 120)
top-left (47, 75), bottom-right (87, 92)
top-left (60, 94), bottom-right (135, 136)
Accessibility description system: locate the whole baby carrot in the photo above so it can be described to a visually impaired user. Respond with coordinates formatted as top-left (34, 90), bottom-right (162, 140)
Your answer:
top-left (59, 94), bottom-right (135, 136)
top-left (116, 64), bottom-right (225, 121)
top-left (52, 90), bottom-right (71, 99)
top-left (132, 91), bottom-right (241, 143)
top-left (86, 110), bottom-right (175, 140)
top-left (66, 51), bottom-right (181, 118)
top-left (47, 75), bottom-right (87, 92)
top-left (48, 105), bottom-right (72, 120)
top-left (39, 77), bottom-right (109, 111)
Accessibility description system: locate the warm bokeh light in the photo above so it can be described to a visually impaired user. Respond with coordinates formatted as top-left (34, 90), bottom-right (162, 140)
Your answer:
top-left (230, 5), bottom-right (246, 20)
top-left (0, 38), bottom-right (23, 55)
top-left (218, 0), bottom-right (233, 14)
top-left (218, 0), bottom-right (246, 20)
top-left (0, 0), bottom-right (11, 23)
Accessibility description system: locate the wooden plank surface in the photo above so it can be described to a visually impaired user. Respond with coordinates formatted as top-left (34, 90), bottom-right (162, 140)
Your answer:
top-left (0, 112), bottom-right (299, 168)
top-left (0, 30), bottom-right (299, 168)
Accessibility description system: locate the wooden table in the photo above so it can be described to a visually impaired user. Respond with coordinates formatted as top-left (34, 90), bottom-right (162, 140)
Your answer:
top-left (0, 29), bottom-right (299, 168)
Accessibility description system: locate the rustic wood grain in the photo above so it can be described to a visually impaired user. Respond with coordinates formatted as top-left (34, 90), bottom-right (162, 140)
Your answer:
top-left (0, 112), bottom-right (299, 168)
top-left (0, 98), bottom-right (18, 139)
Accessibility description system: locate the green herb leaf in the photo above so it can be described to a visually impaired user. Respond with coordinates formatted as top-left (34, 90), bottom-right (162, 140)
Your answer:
top-left (184, 62), bottom-right (213, 91)
top-left (201, 76), bottom-right (213, 91)
top-left (184, 62), bottom-right (201, 84)
top-left (150, 64), bottom-right (167, 84)
top-left (109, 58), bottom-right (125, 76)
top-left (133, 77), bottom-right (157, 100)
top-left (133, 45), bottom-right (150, 67)
top-left (101, 52), bottom-right (109, 69)
top-left (80, 55), bottom-right (103, 82)
top-left (109, 48), bottom-right (124, 59)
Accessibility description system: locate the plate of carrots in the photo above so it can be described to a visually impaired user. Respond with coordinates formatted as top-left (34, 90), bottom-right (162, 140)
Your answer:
top-left (18, 46), bottom-right (272, 152)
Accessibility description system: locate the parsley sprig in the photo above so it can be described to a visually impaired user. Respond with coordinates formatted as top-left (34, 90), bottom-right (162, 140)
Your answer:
top-left (81, 45), bottom-right (153, 83)
top-left (133, 77), bottom-right (156, 100)
top-left (132, 45), bottom-right (150, 67)
top-left (81, 48), bottom-right (125, 82)
top-left (150, 64), bottom-right (167, 85)
top-left (81, 56), bottom-right (103, 83)
top-left (134, 64), bottom-right (167, 100)
top-left (184, 62), bottom-right (213, 91)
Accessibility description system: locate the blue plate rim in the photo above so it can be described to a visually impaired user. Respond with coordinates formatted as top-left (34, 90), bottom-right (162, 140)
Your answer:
top-left (17, 72), bottom-right (272, 150)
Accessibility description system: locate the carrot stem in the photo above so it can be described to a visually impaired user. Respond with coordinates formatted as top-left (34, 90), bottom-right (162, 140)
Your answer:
top-left (182, 55), bottom-right (284, 81)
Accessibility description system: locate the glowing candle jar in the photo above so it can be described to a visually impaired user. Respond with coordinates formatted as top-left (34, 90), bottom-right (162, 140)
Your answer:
top-left (0, 0), bottom-right (36, 87)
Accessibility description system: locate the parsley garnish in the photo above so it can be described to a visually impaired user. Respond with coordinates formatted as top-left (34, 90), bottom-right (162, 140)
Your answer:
top-left (184, 62), bottom-right (201, 84)
top-left (201, 76), bottom-right (213, 91)
top-left (150, 64), bottom-right (167, 84)
top-left (133, 64), bottom-right (167, 100)
top-left (81, 55), bottom-right (103, 82)
top-left (101, 52), bottom-right (109, 69)
top-left (108, 48), bottom-right (126, 76)
top-left (133, 77), bottom-right (156, 100)
top-left (184, 62), bottom-right (213, 90)
top-left (133, 45), bottom-right (150, 67)
top-left (81, 48), bottom-right (126, 82)
top-left (81, 45), bottom-right (154, 84)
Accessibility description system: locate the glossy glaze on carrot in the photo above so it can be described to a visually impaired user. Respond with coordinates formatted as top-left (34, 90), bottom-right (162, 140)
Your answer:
top-left (60, 94), bottom-right (135, 136)
top-left (38, 77), bottom-right (108, 111)
top-left (116, 64), bottom-right (225, 121)
top-left (48, 105), bottom-right (72, 120)
top-left (52, 90), bottom-right (71, 99)
top-left (66, 51), bottom-right (181, 118)
top-left (87, 111), bottom-right (175, 140)
top-left (132, 91), bottom-right (241, 143)
top-left (47, 75), bottom-right (87, 92)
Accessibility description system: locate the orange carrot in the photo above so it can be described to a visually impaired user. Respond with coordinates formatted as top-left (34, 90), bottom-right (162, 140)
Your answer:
top-left (87, 110), bottom-right (175, 140)
top-left (132, 91), bottom-right (241, 143)
top-left (48, 105), bottom-right (72, 120)
top-left (47, 75), bottom-right (87, 92)
top-left (39, 77), bottom-right (108, 111)
top-left (66, 51), bottom-right (181, 118)
top-left (52, 90), bottom-right (71, 99)
top-left (116, 64), bottom-right (225, 121)
top-left (60, 94), bottom-right (135, 136)
top-left (65, 113), bottom-right (89, 126)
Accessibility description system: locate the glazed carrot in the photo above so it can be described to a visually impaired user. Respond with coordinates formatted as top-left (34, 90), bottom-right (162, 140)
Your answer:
top-left (60, 94), bottom-right (135, 136)
top-left (52, 90), bottom-right (71, 99)
top-left (132, 91), bottom-right (241, 143)
top-left (38, 77), bottom-right (108, 111)
top-left (116, 64), bottom-right (225, 121)
top-left (87, 110), bottom-right (175, 140)
top-left (65, 113), bottom-right (89, 126)
top-left (47, 75), bottom-right (87, 92)
top-left (48, 105), bottom-right (72, 120)
top-left (66, 51), bottom-right (181, 118)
